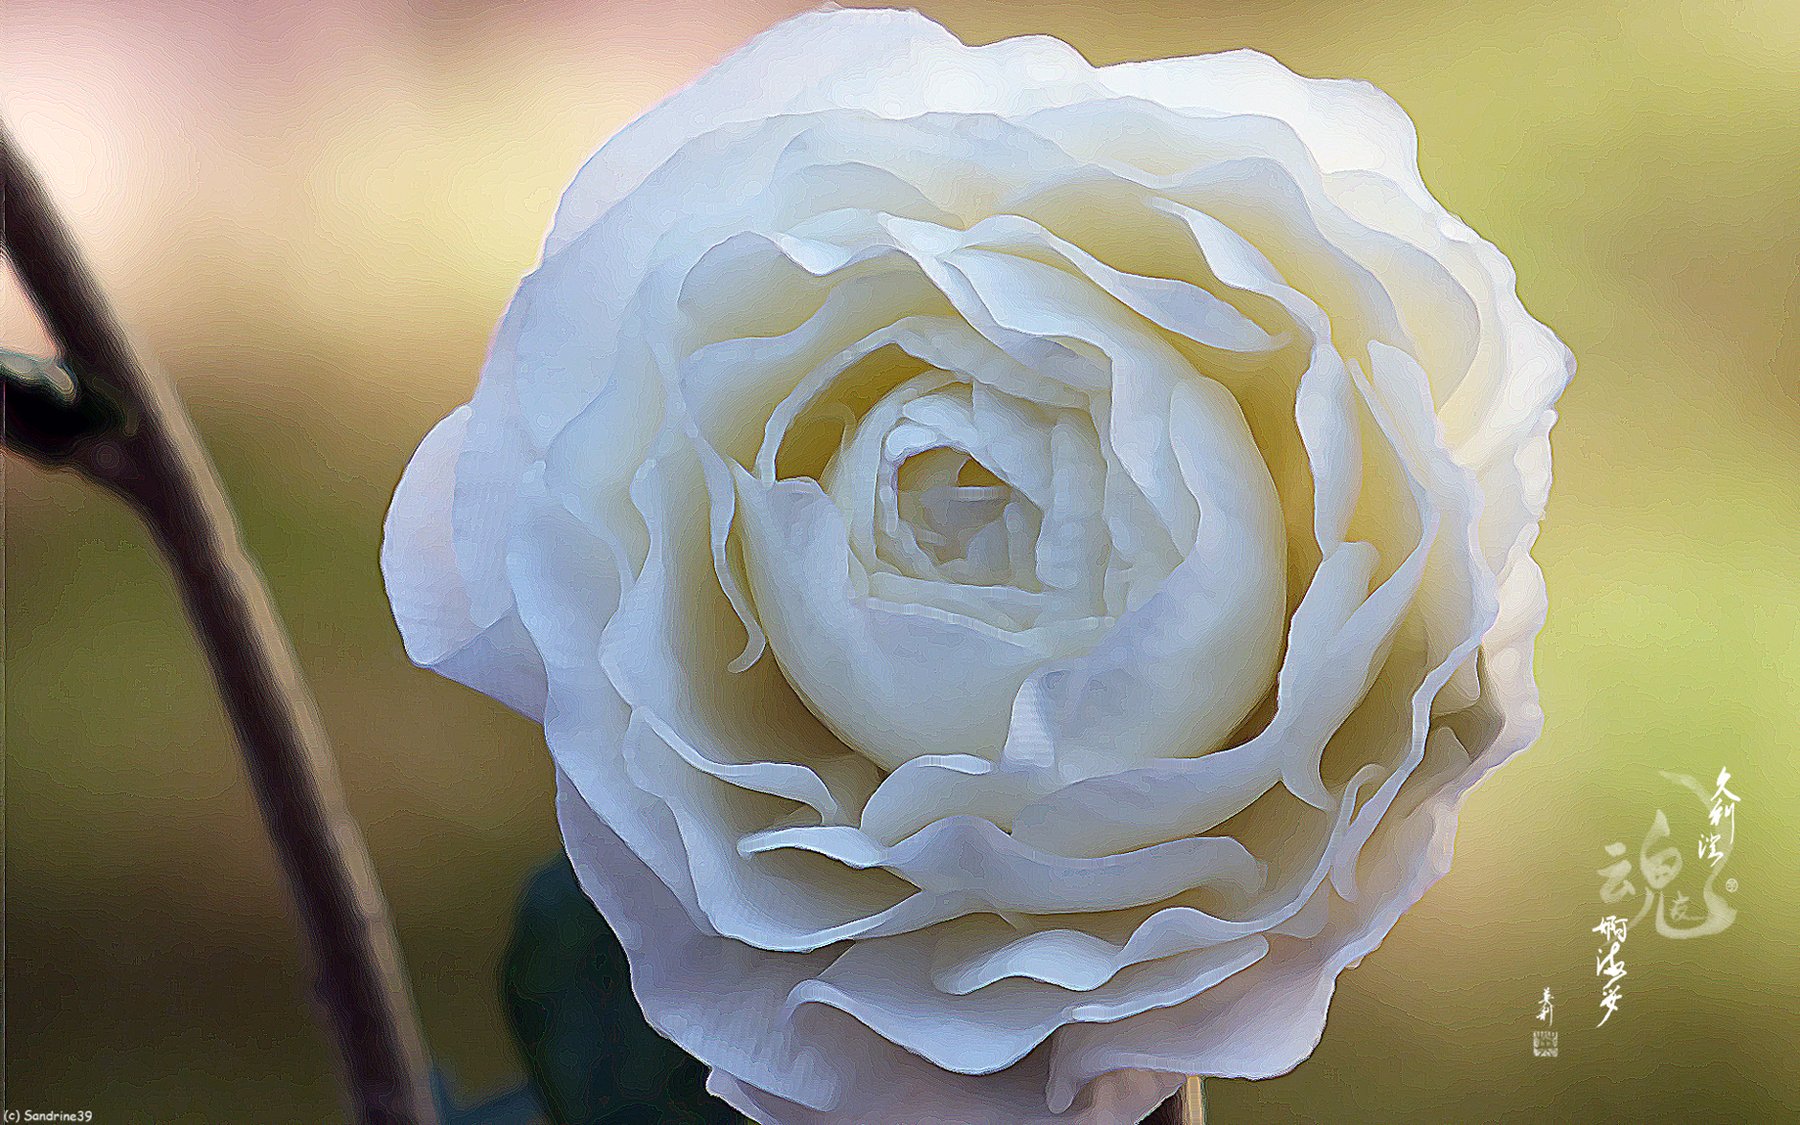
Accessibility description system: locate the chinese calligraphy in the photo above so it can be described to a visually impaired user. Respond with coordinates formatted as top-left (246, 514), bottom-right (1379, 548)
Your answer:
top-left (1532, 987), bottom-right (1558, 1057)
top-left (1595, 768), bottom-right (1740, 950)
top-left (1699, 766), bottom-right (1740, 868)
top-left (1590, 766), bottom-right (1744, 1028)
top-left (1592, 916), bottom-right (1628, 1027)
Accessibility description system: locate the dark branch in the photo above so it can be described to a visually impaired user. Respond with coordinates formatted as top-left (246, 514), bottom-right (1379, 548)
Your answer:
top-left (1, 346), bottom-right (133, 483)
top-left (3, 122), bottom-right (440, 1125)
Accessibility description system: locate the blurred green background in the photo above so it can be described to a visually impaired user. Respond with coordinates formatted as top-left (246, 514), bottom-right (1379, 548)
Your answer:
top-left (4, 0), bottom-right (1796, 1120)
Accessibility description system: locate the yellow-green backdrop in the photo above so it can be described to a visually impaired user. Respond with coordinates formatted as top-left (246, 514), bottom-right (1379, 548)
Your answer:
top-left (5, 0), bottom-right (1796, 1120)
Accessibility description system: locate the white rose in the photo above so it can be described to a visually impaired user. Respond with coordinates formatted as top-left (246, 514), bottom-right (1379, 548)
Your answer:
top-left (382, 8), bottom-right (1572, 1123)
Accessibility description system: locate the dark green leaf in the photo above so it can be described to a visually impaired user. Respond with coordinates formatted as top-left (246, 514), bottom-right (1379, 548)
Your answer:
top-left (502, 857), bottom-right (740, 1125)
top-left (433, 1068), bottom-right (547, 1125)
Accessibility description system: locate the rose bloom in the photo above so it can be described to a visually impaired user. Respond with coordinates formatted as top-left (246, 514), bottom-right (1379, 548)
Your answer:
top-left (384, 9), bottom-right (1572, 1123)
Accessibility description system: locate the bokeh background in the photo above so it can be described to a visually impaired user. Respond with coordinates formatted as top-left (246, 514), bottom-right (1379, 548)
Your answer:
top-left (5, 0), bottom-right (1797, 1120)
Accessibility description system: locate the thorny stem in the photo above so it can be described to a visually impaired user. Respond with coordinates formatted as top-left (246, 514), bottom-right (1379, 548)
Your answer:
top-left (2, 123), bottom-right (440, 1125)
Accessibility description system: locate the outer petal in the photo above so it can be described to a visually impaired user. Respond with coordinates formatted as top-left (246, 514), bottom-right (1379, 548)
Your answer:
top-left (543, 9), bottom-right (1104, 255)
top-left (558, 767), bottom-right (1186, 1125)
top-left (1045, 782), bottom-right (1461, 1108)
top-left (380, 406), bottom-right (547, 719)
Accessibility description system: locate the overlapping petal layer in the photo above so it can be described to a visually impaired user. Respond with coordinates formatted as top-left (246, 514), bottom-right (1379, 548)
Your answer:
top-left (382, 9), bottom-right (1571, 1123)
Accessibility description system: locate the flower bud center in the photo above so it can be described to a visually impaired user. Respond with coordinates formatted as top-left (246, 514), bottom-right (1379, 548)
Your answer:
top-left (891, 447), bottom-right (1030, 585)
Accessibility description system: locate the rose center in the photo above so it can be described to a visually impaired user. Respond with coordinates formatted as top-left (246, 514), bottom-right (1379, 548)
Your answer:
top-left (889, 447), bottom-right (1034, 586)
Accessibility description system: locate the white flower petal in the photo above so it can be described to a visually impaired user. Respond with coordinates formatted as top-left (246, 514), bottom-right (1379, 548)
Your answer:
top-left (708, 1046), bottom-right (1181, 1125)
top-left (733, 465), bottom-right (1102, 771)
top-left (785, 930), bottom-right (1268, 1075)
top-left (555, 769), bottom-right (849, 1110)
top-left (384, 12), bottom-right (1576, 1121)
top-left (740, 814), bottom-right (1264, 917)
top-left (543, 9), bottom-right (1102, 254)
top-left (1043, 784), bottom-right (1458, 1107)
top-left (507, 469), bottom-right (707, 926)
top-left (380, 406), bottom-right (547, 718)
